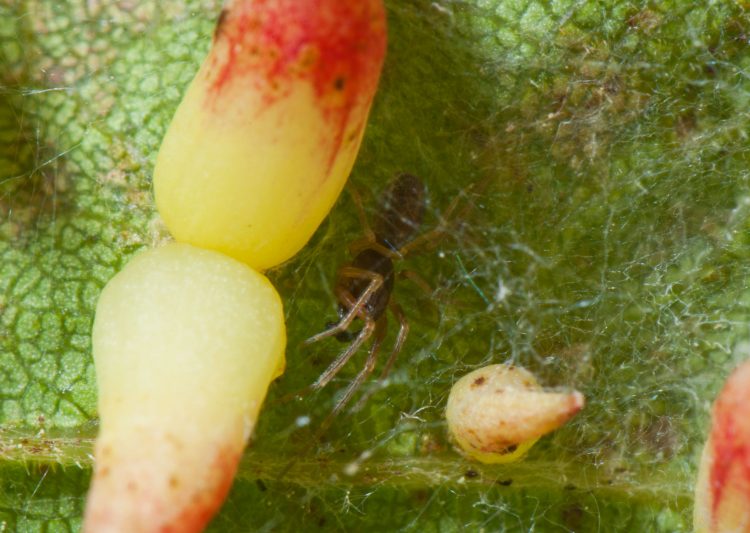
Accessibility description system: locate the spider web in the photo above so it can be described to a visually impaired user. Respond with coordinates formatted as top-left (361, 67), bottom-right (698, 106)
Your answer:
top-left (3, 0), bottom-right (750, 531)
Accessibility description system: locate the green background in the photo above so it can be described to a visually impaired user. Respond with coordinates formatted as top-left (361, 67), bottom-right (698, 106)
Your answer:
top-left (3, 0), bottom-right (750, 530)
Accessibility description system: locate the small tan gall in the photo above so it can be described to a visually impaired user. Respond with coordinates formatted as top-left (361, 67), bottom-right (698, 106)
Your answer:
top-left (446, 364), bottom-right (584, 464)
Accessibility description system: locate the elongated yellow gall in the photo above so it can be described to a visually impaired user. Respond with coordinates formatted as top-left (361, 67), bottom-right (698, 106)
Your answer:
top-left (694, 360), bottom-right (750, 533)
top-left (446, 364), bottom-right (584, 464)
top-left (153, 0), bottom-right (387, 270)
top-left (83, 243), bottom-right (285, 533)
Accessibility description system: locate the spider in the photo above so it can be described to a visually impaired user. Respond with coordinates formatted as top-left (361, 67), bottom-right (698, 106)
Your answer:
top-left (303, 172), bottom-right (466, 422)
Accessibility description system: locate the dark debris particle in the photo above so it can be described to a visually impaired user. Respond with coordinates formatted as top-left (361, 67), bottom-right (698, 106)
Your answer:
top-left (562, 503), bottom-right (585, 530)
top-left (472, 376), bottom-right (486, 387)
top-left (564, 483), bottom-right (577, 491)
top-left (413, 490), bottom-right (429, 504)
top-left (255, 479), bottom-right (267, 492)
top-left (496, 478), bottom-right (513, 487)
top-left (333, 76), bottom-right (346, 91)
top-left (464, 469), bottom-right (479, 479)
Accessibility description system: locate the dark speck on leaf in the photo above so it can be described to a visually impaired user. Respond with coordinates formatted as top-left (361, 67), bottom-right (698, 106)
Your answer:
top-left (562, 504), bottom-right (585, 530)
top-left (464, 469), bottom-right (479, 479)
top-left (255, 479), bottom-right (267, 492)
top-left (496, 479), bottom-right (513, 487)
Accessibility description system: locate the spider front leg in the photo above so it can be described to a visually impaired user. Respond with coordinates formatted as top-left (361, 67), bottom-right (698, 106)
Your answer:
top-left (397, 176), bottom-right (490, 257)
top-left (304, 267), bottom-right (384, 344)
top-left (348, 238), bottom-right (403, 261)
top-left (346, 184), bottom-right (405, 260)
top-left (277, 308), bottom-right (376, 405)
top-left (348, 185), bottom-right (376, 243)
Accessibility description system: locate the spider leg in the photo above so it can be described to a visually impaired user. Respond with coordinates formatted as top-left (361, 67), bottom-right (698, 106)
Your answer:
top-left (318, 317), bottom-right (387, 433)
top-left (397, 177), bottom-right (490, 257)
top-left (311, 317), bottom-right (376, 390)
top-left (277, 319), bottom-right (378, 481)
top-left (348, 185), bottom-right (377, 243)
top-left (303, 267), bottom-right (383, 344)
top-left (274, 311), bottom-right (375, 405)
top-left (399, 269), bottom-right (434, 298)
top-left (398, 269), bottom-right (444, 321)
top-left (396, 220), bottom-right (451, 257)
top-left (347, 186), bottom-right (404, 257)
top-left (351, 302), bottom-right (409, 413)
top-left (348, 238), bottom-right (403, 260)
top-left (379, 301), bottom-right (409, 380)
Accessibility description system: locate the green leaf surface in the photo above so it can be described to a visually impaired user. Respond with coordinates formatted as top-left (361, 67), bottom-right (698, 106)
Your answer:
top-left (3, 0), bottom-right (750, 530)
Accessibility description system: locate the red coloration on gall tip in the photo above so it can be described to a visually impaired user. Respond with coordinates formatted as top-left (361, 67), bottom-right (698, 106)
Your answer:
top-left (208, 0), bottom-right (386, 112)
top-left (708, 361), bottom-right (750, 524)
top-left (205, 0), bottom-right (386, 176)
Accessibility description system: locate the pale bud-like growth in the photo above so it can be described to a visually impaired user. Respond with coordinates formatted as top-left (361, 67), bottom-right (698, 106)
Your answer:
top-left (446, 364), bottom-right (585, 464)
top-left (83, 243), bottom-right (285, 532)
top-left (153, 0), bottom-right (387, 271)
top-left (694, 360), bottom-right (750, 533)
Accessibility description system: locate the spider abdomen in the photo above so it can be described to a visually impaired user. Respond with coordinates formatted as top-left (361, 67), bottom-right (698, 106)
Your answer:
top-left (372, 172), bottom-right (426, 251)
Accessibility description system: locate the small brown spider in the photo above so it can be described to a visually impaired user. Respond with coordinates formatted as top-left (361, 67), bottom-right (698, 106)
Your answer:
top-left (304, 172), bottom-right (465, 421)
